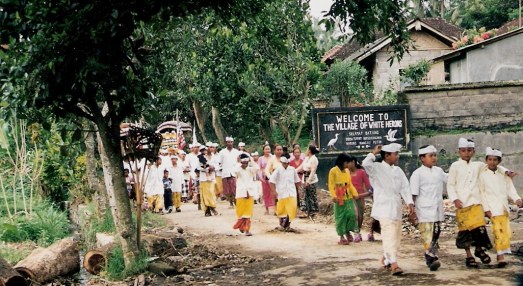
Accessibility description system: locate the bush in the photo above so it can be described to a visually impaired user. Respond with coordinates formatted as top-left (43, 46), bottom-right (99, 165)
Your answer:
top-left (0, 201), bottom-right (69, 246)
top-left (322, 60), bottom-right (373, 107)
top-left (401, 60), bottom-right (431, 86)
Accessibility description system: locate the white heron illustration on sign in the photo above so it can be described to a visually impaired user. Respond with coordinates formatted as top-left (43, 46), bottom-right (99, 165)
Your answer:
top-left (385, 129), bottom-right (402, 142)
top-left (327, 133), bottom-right (340, 150)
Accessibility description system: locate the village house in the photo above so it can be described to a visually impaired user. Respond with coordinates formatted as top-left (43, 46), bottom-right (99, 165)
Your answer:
top-left (429, 27), bottom-right (523, 85)
top-left (322, 18), bottom-right (463, 95)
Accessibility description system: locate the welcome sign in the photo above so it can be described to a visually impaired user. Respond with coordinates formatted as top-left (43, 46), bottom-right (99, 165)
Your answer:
top-left (312, 105), bottom-right (411, 153)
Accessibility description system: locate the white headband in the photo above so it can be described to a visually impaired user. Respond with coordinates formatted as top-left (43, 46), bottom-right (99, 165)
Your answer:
top-left (240, 157), bottom-right (250, 163)
top-left (418, 145), bottom-right (437, 155)
top-left (206, 142), bottom-right (214, 147)
top-left (251, 151), bottom-right (259, 156)
top-left (485, 147), bottom-right (502, 158)
top-left (280, 157), bottom-right (289, 163)
top-left (458, 138), bottom-right (475, 148)
top-left (238, 142), bottom-right (245, 147)
top-left (225, 136), bottom-right (234, 142)
top-left (382, 143), bottom-right (402, 153)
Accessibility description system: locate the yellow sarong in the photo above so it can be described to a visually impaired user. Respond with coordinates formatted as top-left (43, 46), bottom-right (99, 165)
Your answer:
top-left (236, 197), bottom-right (254, 218)
top-left (147, 194), bottom-right (164, 212)
top-left (491, 213), bottom-right (511, 252)
top-left (200, 181), bottom-right (217, 211)
top-left (173, 192), bottom-right (181, 209)
top-left (456, 204), bottom-right (486, 231)
top-left (276, 197), bottom-right (297, 221)
top-left (215, 176), bottom-right (223, 196)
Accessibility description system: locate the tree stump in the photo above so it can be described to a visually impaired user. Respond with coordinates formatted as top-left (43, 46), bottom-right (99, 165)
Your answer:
top-left (0, 257), bottom-right (27, 286)
top-left (14, 238), bottom-right (80, 284)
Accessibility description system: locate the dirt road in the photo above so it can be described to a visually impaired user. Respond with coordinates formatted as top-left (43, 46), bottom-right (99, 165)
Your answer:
top-left (166, 199), bottom-right (523, 286)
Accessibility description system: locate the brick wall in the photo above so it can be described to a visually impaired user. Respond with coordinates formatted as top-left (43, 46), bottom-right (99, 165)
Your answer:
top-left (405, 80), bottom-right (523, 130)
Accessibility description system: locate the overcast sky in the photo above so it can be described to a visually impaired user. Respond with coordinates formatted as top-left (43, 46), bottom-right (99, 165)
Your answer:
top-left (308, 0), bottom-right (334, 19)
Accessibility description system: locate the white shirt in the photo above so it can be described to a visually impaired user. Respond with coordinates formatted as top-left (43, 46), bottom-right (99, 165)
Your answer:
top-left (447, 159), bottom-right (508, 208)
top-left (234, 165), bottom-right (258, 198)
top-left (198, 155), bottom-right (216, 182)
top-left (218, 148), bottom-right (240, 178)
top-left (362, 153), bottom-right (413, 221)
top-left (167, 164), bottom-right (184, 193)
top-left (297, 155), bottom-right (319, 184)
top-left (186, 152), bottom-right (201, 179)
top-left (410, 165), bottom-right (448, 223)
top-left (269, 166), bottom-right (300, 199)
top-left (479, 167), bottom-right (521, 217)
top-left (209, 153), bottom-right (222, 176)
top-left (144, 165), bottom-right (164, 196)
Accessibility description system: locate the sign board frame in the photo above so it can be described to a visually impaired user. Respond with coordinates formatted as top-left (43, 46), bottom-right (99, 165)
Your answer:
top-left (312, 105), bottom-right (411, 154)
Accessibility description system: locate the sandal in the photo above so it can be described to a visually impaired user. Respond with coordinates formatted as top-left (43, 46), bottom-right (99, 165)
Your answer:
top-left (391, 266), bottom-right (404, 276)
top-left (465, 257), bottom-right (478, 268)
top-left (474, 250), bottom-right (491, 264)
top-left (497, 261), bottom-right (508, 268)
top-left (338, 239), bottom-right (349, 245)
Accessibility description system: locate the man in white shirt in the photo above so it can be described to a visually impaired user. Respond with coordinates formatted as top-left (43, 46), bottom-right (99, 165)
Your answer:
top-left (144, 157), bottom-right (165, 214)
top-left (168, 155), bottom-right (184, 212)
top-left (270, 156), bottom-right (301, 231)
top-left (178, 150), bottom-right (190, 202)
top-left (232, 154), bottom-right (259, 236)
top-left (410, 145), bottom-right (448, 271)
top-left (362, 143), bottom-right (414, 276)
top-left (218, 136), bottom-right (240, 207)
top-left (186, 143), bottom-right (202, 178)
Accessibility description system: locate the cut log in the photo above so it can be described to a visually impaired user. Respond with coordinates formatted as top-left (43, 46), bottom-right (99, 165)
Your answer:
top-left (95, 233), bottom-right (115, 249)
top-left (83, 249), bottom-right (107, 275)
top-left (14, 237), bottom-right (80, 284)
top-left (0, 257), bottom-right (27, 286)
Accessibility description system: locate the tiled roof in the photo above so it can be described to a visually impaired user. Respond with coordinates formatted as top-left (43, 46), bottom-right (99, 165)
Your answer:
top-left (321, 45), bottom-right (342, 63)
top-left (323, 17), bottom-right (463, 62)
top-left (498, 18), bottom-right (523, 35)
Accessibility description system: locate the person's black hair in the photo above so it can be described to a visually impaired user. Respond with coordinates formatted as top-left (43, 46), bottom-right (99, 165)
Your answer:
top-left (282, 146), bottom-right (288, 153)
top-left (124, 168), bottom-right (129, 172)
top-left (485, 155), bottom-right (502, 162)
top-left (335, 153), bottom-right (352, 170)
top-left (163, 169), bottom-right (169, 173)
top-left (347, 154), bottom-right (363, 169)
top-left (239, 153), bottom-right (250, 160)
top-left (198, 154), bottom-right (207, 164)
top-left (293, 143), bottom-right (300, 149)
top-left (308, 145), bottom-right (320, 155)
top-left (418, 145), bottom-right (430, 159)
top-left (282, 153), bottom-right (290, 160)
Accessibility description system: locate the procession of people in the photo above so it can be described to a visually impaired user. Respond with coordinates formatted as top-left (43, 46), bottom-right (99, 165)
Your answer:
top-left (125, 135), bottom-right (521, 275)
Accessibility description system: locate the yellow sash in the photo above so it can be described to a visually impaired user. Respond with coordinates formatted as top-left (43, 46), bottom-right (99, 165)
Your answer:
top-left (455, 204), bottom-right (486, 231)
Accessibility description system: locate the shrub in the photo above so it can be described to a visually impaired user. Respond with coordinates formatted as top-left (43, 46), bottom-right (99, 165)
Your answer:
top-left (106, 247), bottom-right (149, 280)
top-left (401, 60), bottom-right (431, 86)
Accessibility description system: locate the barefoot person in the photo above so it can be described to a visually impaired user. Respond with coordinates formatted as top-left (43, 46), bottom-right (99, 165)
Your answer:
top-left (269, 155), bottom-right (301, 231)
top-left (410, 145), bottom-right (448, 271)
top-left (233, 154), bottom-right (259, 236)
top-left (198, 146), bottom-right (219, 216)
top-left (362, 144), bottom-right (414, 276)
top-left (447, 138), bottom-right (515, 268)
top-left (479, 147), bottom-right (521, 268)
top-left (328, 153), bottom-right (360, 245)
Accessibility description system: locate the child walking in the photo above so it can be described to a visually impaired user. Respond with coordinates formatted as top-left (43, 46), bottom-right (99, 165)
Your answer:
top-left (362, 143), bottom-right (414, 276)
top-left (269, 155), bottom-right (301, 231)
top-left (410, 145), bottom-right (448, 271)
top-left (447, 138), bottom-right (514, 268)
top-left (328, 153), bottom-right (360, 245)
top-left (479, 147), bottom-right (521, 268)
top-left (233, 154), bottom-right (259, 236)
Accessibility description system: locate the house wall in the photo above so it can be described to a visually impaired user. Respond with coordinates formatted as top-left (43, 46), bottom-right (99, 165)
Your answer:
top-left (405, 80), bottom-right (523, 130)
top-left (427, 61), bottom-right (445, 84)
top-left (372, 31), bottom-right (452, 95)
top-left (449, 32), bottom-right (523, 84)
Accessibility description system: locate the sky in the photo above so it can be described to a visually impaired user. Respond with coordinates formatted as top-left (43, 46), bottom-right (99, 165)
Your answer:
top-left (308, 0), bottom-right (334, 19)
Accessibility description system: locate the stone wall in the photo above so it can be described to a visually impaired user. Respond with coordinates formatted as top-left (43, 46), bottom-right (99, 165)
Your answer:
top-left (405, 80), bottom-right (523, 130)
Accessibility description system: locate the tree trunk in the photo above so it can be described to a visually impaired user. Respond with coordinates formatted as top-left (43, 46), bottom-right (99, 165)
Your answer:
top-left (14, 238), bottom-right (79, 284)
top-left (0, 257), bottom-right (26, 286)
top-left (291, 82), bottom-right (310, 145)
top-left (84, 123), bottom-right (108, 216)
top-left (95, 120), bottom-right (139, 267)
top-left (211, 106), bottom-right (227, 146)
top-left (192, 100), bottom-right (208, 143)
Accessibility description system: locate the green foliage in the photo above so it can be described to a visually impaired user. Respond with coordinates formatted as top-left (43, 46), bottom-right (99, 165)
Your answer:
top-left (458, 0), bottom-right (519, 30)
top-left (321, 60), bottom-right (373, 107)
top-left (84, 207), bottom-right (116, 250)
top-left (0, 242), bottom-right (32, 265)
top-left (106, 247), bottom-right (149, 280)
top-left (401, 60), bottom-right (432, 86)
top-left (0, 200), bottom-right (69, 246)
